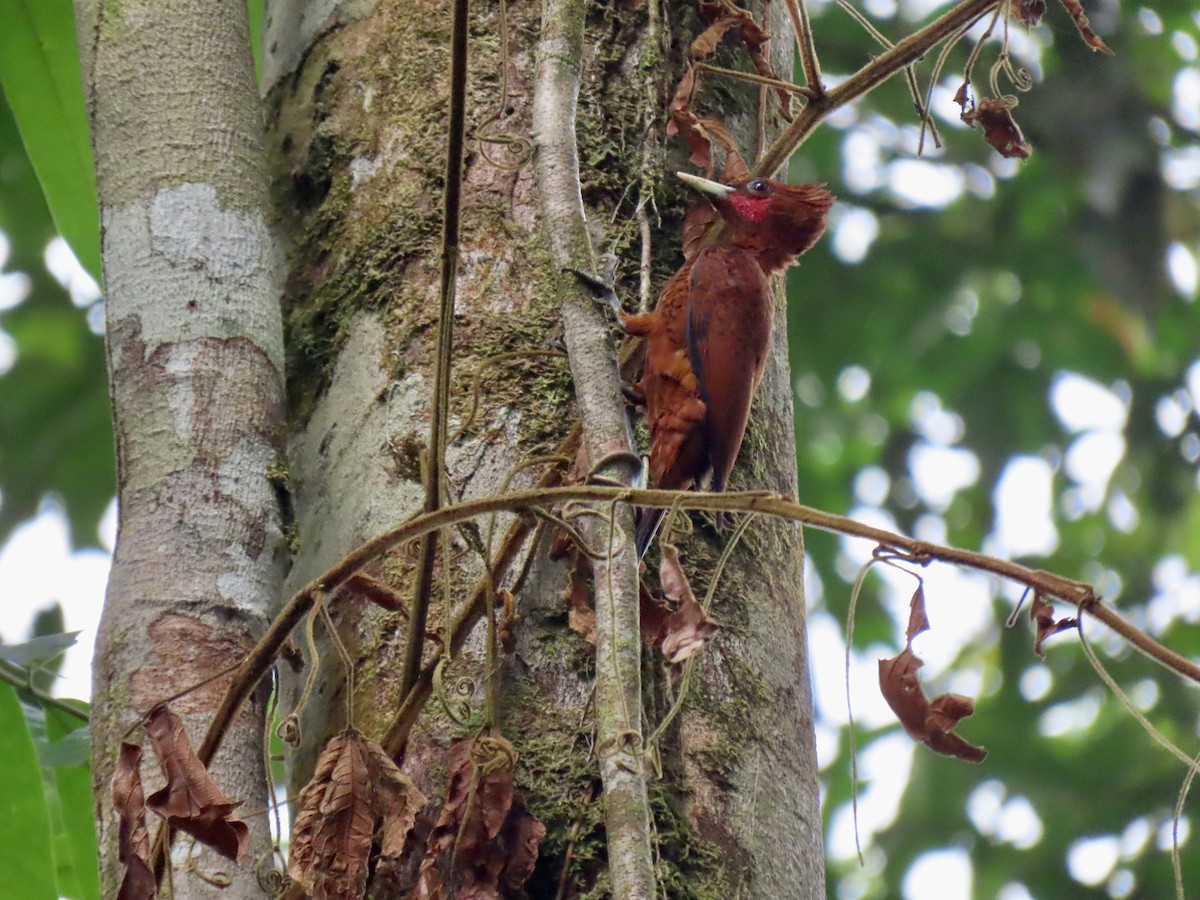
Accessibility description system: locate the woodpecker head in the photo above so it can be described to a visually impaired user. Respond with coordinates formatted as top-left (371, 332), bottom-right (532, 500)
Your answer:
top-left (677, 172), bottom-right (834, 273)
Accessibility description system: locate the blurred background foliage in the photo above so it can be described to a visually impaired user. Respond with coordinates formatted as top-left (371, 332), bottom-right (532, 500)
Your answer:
top-left (0, 0), bottom-right (1197, 898)
top-left (782, 0), bottom-right (1200, 897)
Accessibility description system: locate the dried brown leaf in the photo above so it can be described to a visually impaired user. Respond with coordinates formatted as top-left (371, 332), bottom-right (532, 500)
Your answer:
top-left (363, 739), bottom-right (428, 862)
top-left (1030, 595), bottom-right (1077, 656)
top-left (659, 544), bottom-right (719, 662)
top-left (1013, 0), bottom-right (1046, 26)
top-left (879, 648), bottom-right (987, 763)
top-left (690, 15), bottom-right (741, 60)
top-left (410, 735), bottom-right (543, 900)
top-left (904, 583), bottom-right (930, 645)
top-left (142, 704), bottom-right (249, 862)
top-left (562, 552), bottom-right (597, 645)
top-left (290, 732), bottom-right (425, 900)
top-left (1056, 0), bottom-right (1114, 54)
top-left (666, 68), bottom-right (714, 173)
top-left (113, 743), bottom-right (156, 900)
top-left (695, 117), bottom-right (750, 183)
top-left (961, 96), bottom-right (1032, 160)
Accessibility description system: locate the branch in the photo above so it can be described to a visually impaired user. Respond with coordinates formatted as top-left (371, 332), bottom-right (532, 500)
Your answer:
top-left (755, 0), bottom-right (1001, 176)
top-left (400, 0), bottom-right (471, 703)
top-left (194, 483), bottom-right (1200, 780)
top-left (532, 0), bottom-right (656, 893)
top-left (785, 0), bottom-right (823, 95)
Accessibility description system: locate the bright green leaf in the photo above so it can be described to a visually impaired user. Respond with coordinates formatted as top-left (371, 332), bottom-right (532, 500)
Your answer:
top-left (0, 684), bottom-right (58, 900)
top-left (44, 705), bottom-right (99, 900)
top-left (0, 0), bottom-right (100, 281)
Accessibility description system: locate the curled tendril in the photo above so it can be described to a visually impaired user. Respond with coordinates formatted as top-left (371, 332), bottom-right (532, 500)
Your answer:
top-left (471, 734), bottom-right (517, 776)
top-left (276, 714), bottom-right (301, 747)
top-left (254, 849), bottom-right (289, 893)
top-left (433, 657), bottom-right (475, 725)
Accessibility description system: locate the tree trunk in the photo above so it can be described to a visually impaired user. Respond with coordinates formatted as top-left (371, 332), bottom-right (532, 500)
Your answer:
top-left (86, 0), bottom-right (823, 893)
top-left (266, 0), bottom-right (823, 895)
top-left (80, 0), bottom-right (286, 896)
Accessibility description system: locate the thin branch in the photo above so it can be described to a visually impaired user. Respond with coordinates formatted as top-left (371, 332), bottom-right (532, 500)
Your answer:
top-left (400, 0), bottom-right (471, 702)
top-left (784, 0), bottom-right (824, 94)
top-left (755, 0), bottom-right (1001, 176)
top-left (194, 483), bottom-right (1200, 781)
top-left (532, 0), bottom-right (655, 893)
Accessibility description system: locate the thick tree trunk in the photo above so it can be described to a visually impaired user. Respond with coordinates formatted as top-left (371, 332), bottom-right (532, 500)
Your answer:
top-left (80, 0), bottom-right (286, 897)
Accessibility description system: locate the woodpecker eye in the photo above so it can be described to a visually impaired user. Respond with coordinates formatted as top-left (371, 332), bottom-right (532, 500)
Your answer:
top-left (746, 179), bottom-right (771, 195)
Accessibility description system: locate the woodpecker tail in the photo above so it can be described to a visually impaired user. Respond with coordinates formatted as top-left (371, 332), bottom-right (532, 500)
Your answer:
top-left (635, 508), bottom-right (664, 560)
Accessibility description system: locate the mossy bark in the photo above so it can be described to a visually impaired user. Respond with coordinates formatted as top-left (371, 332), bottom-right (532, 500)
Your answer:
top-left (268, 0), bottom-right (823, 895)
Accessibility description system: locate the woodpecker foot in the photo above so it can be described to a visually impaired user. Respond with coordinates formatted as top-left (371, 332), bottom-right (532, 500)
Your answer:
top-left (564, 263), bottom-right (622, 316)
top-left (621, 382), bottom-right (645, 407)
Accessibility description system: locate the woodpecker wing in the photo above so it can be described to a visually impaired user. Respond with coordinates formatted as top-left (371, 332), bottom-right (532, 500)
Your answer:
top-left (685, 243), bottom-right (773, 492)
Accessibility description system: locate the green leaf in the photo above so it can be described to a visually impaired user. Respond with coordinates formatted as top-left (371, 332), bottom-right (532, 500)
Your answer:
top-left (44, 705), bottom-right (99, 900)
top-left (0, 630), bottom-right (81, 666)
top-left (0, 684), bottom-right (57, 900)
top-left (0, 0), bottom-right (100, 282)
top-left (247, 0), bottom-right (264, 83)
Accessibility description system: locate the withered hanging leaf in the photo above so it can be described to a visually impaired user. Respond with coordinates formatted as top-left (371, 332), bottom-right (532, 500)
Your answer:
top-left (1013, 0), bottom-right (1047, 26)
top-left (658, 544), bottom-right (719, 663)
top-left (696, 117), bottom-right (750, 183)
top-left (142, 704), bottom-right (249, 862)
top-left (290, 732), bottom-right (427, 900)
top-left (1030, 595), bottom-right (1077, 656)
top-left (666, 68), bottom-right (714, 174)
top-left (113, 743), bottom-right (156, 900)
top-left (562, 551), bottom-right (597, 645)
top-left (960, 96), bottom-right (1032, 160)
top-left (1056, 0), bottom-right (1114, 54)
top-left (640, 581), bottom-right (672, 649)
top-left (411, 735), bottom-right (544, 900)
top-left (904, 583), bottom-right (930, 645)
top-left (690, 15), bottom-right (742, 60)
top-left (363, 739), bottom-right (428, 863)
top-left (879, 648), bottom-right (987, 763)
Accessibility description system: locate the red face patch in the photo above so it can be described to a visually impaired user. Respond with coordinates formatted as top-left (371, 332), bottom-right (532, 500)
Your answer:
top-left (728, 192), bottom-right (770, 223)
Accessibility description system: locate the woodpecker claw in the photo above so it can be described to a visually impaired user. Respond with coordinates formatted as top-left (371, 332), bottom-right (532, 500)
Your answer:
top-left (563, 266), bottom-right (623, 315)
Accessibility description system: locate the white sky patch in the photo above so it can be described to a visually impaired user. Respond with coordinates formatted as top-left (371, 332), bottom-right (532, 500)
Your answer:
top-left (1172, 67), bottom-right (1200, 131)
top-left (854, 466), bottom-right (891, 506)
top-left (843, 127), bottom-right (885, 193)
top-left (997, 884), bottom-right (1035, 900)
top-left (1166, 241), bottom-right (1198, 298)
top-left (0, 329), bottom-right (15, 376)
top-left (1039, 689), bottom-right (1103, 738)
top-left (828, 733), bottom-right (915, 861)
top-left (908, 442), bottom-right (980, 510)
top-left (1067, 833), bottom-right (1120, 886)
top-left (1121, 817), bottom-right (1152, 859)
top-left (1050, 372), bottom-right (1129, 432)
top-left (991, 455), bottom-right (1058, 557)
top-left (44, 237), bottom-right (102, 308)
top-left (1145, 554), bottom-right (1200, 633)
top-left (887, 159), bottom-right (965, 208)
top-left (1138, 7), bottom-right (1163, 34)
top-left (902, 848), bottom-right (972, 900)
top-left (1164, 146), bottom-right (1200, 190)
top-left (1155, 389), bottom-right (1192, 437)
top-left (837, 364), bottom-right (872, 402)
top-left (1174, 30), bottom-right (1198, 61)
top-left (1188, 357), bottom-right (1200, 409)
top-left (831, 205), bottom-right (881, 264)
top-left (1157, 816), bottom-right (1190, 851)
top-left (1019, 664), bottom-right (1052, 701)
top-left (0, 230), bottom-right (32, 313)
top-left (807, 608), bottom-right (897, 730)
top-left (910, 391), bottom-right (965, 445)
top-left (0, 500), bottom-right (110, 700)
top-left (1064, 430), bottom-right (1126, 510)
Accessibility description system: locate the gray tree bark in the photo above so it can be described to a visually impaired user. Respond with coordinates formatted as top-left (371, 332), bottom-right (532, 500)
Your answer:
top-left (80, 0), bottom-right (286, 896)
top-left (85, 0), bottom-right (824, 894)
top-left (266, 0), bottom-right (823, 895)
